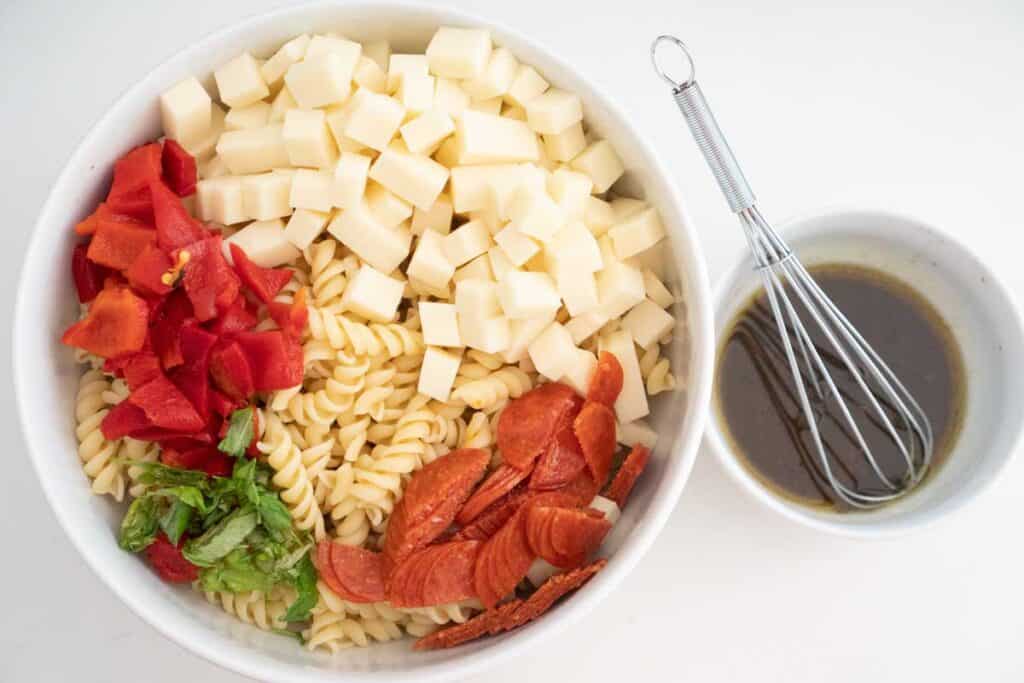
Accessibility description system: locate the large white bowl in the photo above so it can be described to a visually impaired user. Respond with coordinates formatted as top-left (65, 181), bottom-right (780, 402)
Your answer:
top-left (13, 3), bottom-right (714, 681)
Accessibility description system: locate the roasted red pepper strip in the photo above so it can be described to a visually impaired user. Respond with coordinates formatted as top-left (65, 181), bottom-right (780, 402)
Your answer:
top-left (127, 374), bottom-right (205, 433)
top-left (171, 325), bottom-right (219, 419)
top-left (145, 533), bottom-right (199, 583)
top-left (61, 286), bottom-right (149, 358)
top-left (229, 243), bottom-right (294, 303)
top-left (205, 296), bottom-right (258, 335)
top-left (149, 288), bottom-right (193, 370)
top-left (209, 340), bottom-right (255, 401)
top-left (150, 179), bottom-right (205, 252)
top-left (233, 330), bottom-right (304, 391)
top-left (125, 243), bottom-right (173, 296)
top-left (86, 222), bottom-right (157, 271)
top-left (178, 236), bottom-right (240, 322)
top-left (161, 139), bottom-right (197, 197)
top-left (71, 244), bottom-right (109, 303)
top-left (267, 288), bottom-right (308, 340)
top-left (107, 143), bottom-right (162, 222)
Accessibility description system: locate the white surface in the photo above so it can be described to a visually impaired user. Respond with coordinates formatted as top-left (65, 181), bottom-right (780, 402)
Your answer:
top-left (2, 0), bottom-right (1023, 681)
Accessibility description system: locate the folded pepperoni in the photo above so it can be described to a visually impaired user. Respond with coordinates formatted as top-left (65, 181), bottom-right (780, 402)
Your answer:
top-left (573, 401), bottom-right (617, 488)
top-left (554, 469), bottom-right (602, 507)
top-left (474, 504), bottom-right (536, 608)
top-left (606, 444), bottom-right (651, 508)
top-left (413, 599), bottom-right (524, 650)
top-left (587, 352), bottom-right (624, 407)
top-left (388, 541), bottom-right (481, 607)
top-left (497, 382), bottom-right (580, 470)
top-left (529, 427), bottom-right (587, 491)
top-left (526, 505), bottom-right (611, 569)
top-left (502, 559), bottom-right (607, 631)
top-left (457, 464), bottom-right (532, 526)
top-left (453, 486), bottom-right (531, 542)
top-left (319, 542), bottom-right (386, 603)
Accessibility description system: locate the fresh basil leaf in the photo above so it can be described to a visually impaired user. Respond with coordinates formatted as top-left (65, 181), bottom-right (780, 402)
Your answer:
top-left (119, 496), bottom-right (160, 552)
top-left (136, 462), bottom-right (210, 489)
top-left (158, 485), bottom-right (207, 512)
top-left (218, 407), bottom-right (254, 459)
top-left (231, 458), bottom-right (261, 506)
top-left (198, 556), bottom-right (277, 594)
top-left (159, 499), bottom-right (194, 546)
top-left (283, 552), bottom-right (318, 622)
top-left (273, 628), bottom-right (305, 644)
top-left (257, 493), bottom-right (293, 534)
top-left (183, 508), bottom-right (259, 567)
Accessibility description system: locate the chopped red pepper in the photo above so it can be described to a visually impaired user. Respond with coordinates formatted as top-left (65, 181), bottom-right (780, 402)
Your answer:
top-left (229, 243), bottom-right (293, 303)
top-left (170, 325), bottom-right (219, 419)
top-left (208, 389), bottom-right (240, 419)
top-left (61, 286), bottom-right (149, 358)
top-left (233, 330), bottom-right (304, 391)
top-left (209, 340), bottom-right (255, 401)
top-left (149, 288), bottom-right (194, 370)
top-left (122, 352), bottom-right (163, 390)
top-left (107, 143), bottom-right (162, 223)
top-left (178, 236), bottom-right (240, 322)
top-left (267, 287), bottom-right (308, 340)
top-left (161, 139), bottom-right (197, 197)
top-left (101, 401), bottom-right (153, 440)
top-left (145, 533), bottom-right (199, 583)
top-left (125, 243), bottom-right (173, 296)
top-left (150, 179), bottom-right (205, 252)
top-left (127, 374), bottom-right (205, 433)
top-left (86, 222), bottom-right (157, 272)
top-left (75, 203), bottom-right (150, 237)
top-left (205, 296), bottom-right (258, 335)
top-left (71, 244), bottom-right (110, 303)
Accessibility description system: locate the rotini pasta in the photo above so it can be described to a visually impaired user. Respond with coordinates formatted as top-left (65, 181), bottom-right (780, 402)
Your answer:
top-left (75, 369), bottom-right (127, 502)
top-left (204, 586), bottom-right (294, 631)
top-left (258, 414), bottom-right (326, 540)
top-left (450, 366), bottom-right (534, 413)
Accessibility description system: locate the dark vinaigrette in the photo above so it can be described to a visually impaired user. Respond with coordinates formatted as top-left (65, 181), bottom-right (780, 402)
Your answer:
top-left (715, 264), bottom-right (966, 511)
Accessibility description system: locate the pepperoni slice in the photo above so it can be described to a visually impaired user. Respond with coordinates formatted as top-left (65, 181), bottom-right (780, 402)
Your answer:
top-left (606, 444), bottom-right (651, 508)
top-left (457, 464), bottom-right (532, 526)
top-left (388, 541), bottom-right (481, 607)
top-left (502, 559), bottom-right (607, 631)
top-left (526, 505), bottom-right (611, 569)
top-left (413, 599), bottom-right (524, 650)
top-left (320, 542), bottom-right (386, 603)
top-left (452, 486), bottom-right (531, 542)
top-left (473, 504), bottom-right (535, 608)
top-left (555, 469), bottom-right (602, 507)
top-left (529, 427), bottom-right (587, 491)
top-left (587, 352), bottom-right (624, 407)
top-left (497, 382), bottom-right (580, 470)
top-left (573, 401), bottom-right (617, 488)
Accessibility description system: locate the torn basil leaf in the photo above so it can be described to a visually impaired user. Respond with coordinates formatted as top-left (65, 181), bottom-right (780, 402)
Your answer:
top-left (159, 498), bottom-right (194, 546)
top-left (283, 552), bottom-right (318, 622)
top-left (183, 507), bottom-right (258, 567)
top-left (218, 407), bottom-right (254, 459)
top-left (119, 495), bottom-right (159, 552)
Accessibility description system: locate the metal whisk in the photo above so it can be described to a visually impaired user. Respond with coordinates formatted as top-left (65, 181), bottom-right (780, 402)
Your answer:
top-left (650, 35), bottom-right (933, 508)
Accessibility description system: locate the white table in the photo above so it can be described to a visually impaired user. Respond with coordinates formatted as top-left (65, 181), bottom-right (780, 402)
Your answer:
top-left (3, 1), bottom-right (1022, 681)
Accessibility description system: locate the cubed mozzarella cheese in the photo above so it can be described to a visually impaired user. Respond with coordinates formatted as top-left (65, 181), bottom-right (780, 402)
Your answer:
top-left (282, 109), bottom-right (338, 168)
top-left (406, 229), bottom-right (455, 290)
top-left (497, 271), bottom-right (560, 319)
top-left (454, 109), bottom-right (539, 164)
top-left (453, 254), bottom-right (493, 283)
top-left (364, 183), bottom-right (413, 227)
top-left (502, 312), bottom-right (556, 363)
top-left (215, 52), bottom-right (269, 108)
top-left (556, 268), bottom-right (600, 317)
top-left (425, 27), bottom-right (492, 79)
top-left (598, 330), bottom-right (649, 423)
top-left (330, 152), bottom-right (372, 209)
top-left (549, 222), bottom-right (602, 273)
top-left (502, 105), bottom-right (527, 121)
top-left (611, 197), bottom-right (647, 221)
top-left (342, 264), bottom-right (405, 322)
top-left (289, 169), bottom-right (334, 212)
top-left (261, 34), bottom-right (310, 86)
top-left (268, 86), bottom-right (297, 123)
top-left (584, 196), bottom-right (616, 236)
top-left (285, 53), bottom-right (354, 109)
top-left (548, 168), bottom-right (593, 219)
top-left (543, 122), bottom-right (586, 163)
top-left (196, 177), bottom-right (246, 225)
top-left (160, 76), bottom-right (212, 147)
top-left (363, 40), bottom-right (391, 71)
top-left (442, 220), bottom-right (491, 267)
top-left (571, 140), bottom-right (625, 194)
top-left (469, 97), bottom-right (503, 115)
top-left (344, 91), bottom-right (405, 151)
top-left (418, 346), bottom-right (462, 401)
top-left (368, 146), bottom-right (449, 210)
top-left (283, 208), bottom-right (330, 249)
top-left (225, 102), bottom-right (272, 131)
top-left (327, 202), bottom-right (412, 273)
top-left (494, 225), bottom-right (540, 267)
top-left (400, 110), bottom-right (455, 155)
top-left (507, 185), bottom-right (564, 243)
top-left (199, 155), bottom-right (229, 180)
top-left (448, 163), bottom-right (532, 213)
top-left (241, 172), bottom-right (292, 221)
top-left (463, 47), bottom-right (518, 100)
top-left (224, 218), bottom-right (300, 267)
top-left (216, 125), bottom-right (290, 175)
top-left (459, 314), bottom-right (510, 354)
top-left (306, 35), bottom-right (362, 63)
top-left (410, 194), bottom-right (453, 235)
top-left (505, 65), bottom-right (549, 107)
top-left (565, 310), bottom-right (610, 345)
top-left (386, 54), bottom-right (429, 93)
top-left (352, 56), bottom-right (387, 93)
top-left (397, 72), bottom-right (435, 117)
top-left (433, 77), bottom-right (471, 117)
top-left (488, 246), bottom-right (520, 282)
top-left (525, 89), bottom-right (583, 135)
top-left (561, 348), bottom-right (599, 396)
top-left (184, 104), bottom-right (226, 161)
top-left (455, 278), bottom-right (502, 320)
top-left (622, 299), bottom-right (675, 348)
top-left (527, 322), bottom-right (577, 380)
top-left (609, 208), bottom-right (666, 260)
top-left (588, 495), bottom-right (622, 525)
top-left (597, 258), bottom-right (645, 319)
top-left (643, 270), bottom-right (675, 309)
top-left (419, 302), bottom-right (462, 347)
top-left (616, 419), bottom-right (658, 450)
top-left (526, 558), bottom-right (561, 587)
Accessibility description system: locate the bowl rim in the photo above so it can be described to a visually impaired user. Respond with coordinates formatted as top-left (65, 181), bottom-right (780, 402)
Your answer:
top-left (13, 1), bottom-right (715, 680)
top-left (702, 204), bottom-right (1024, 539)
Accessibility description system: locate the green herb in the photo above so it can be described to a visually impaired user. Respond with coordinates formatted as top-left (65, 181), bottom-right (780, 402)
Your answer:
top-left (136, 462), bottom-right (210, 488)
top-left (257, 493), bottom-right (293, 535)
top-left (283, 552), bottom-right (318, 622)
top-left (272, 628), bottom-right (306, 644)
top-left (159, 485), bottom-right (208, 512)
top-left (119, 496), bottom-right (159, 552)
top-left (218, 407), bottom-right (254, 458)
top-left (183, 508), bottom-right (259, 567)
top-left (159, 499), bottom-right (194, 546)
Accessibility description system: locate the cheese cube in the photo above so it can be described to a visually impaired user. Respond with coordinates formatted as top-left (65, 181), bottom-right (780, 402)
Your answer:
top-left (494, 225), bottom-right (540, 267)
top-left (528, 322), bottom-right (577, 380)
top-left (330, 152), bottom-right (372, 209)
top-left (449, 163), bottom-right (531, 213)
top-left (160, 76), bottom-right (212, 146)
top-left (225, 102), bottom-right (271, 131)
top-left (407, 229), bottom-right (454, 289)
top-left (353, 56), bottom-right (387, 93)
top-left (216, 125), bottom-right (290, 175)
top-left (419, 302), bottom-right (462, 347)
top-left (387, 54), bottom-right (429, 93)
top-left (456, 279), bottom-right (502, 320)
top-left (327, 203), bottom-right (412, 273)
top-left (368, 146), bottom-right (449, 210)
top-left (215, 52), bottom-right (269, 108)
top-left (284, 53), bottom-right (354, 109)
top-left (502, 312), bottom-right (556, 363)
top-left (224, 218), bottom-right (300, 267)
top-left (433, 136), bottom-right (462, 168)
top-left (459, 314), bottom-right (510, 354)
top-left (199, 155), bottom-right (229, 180)
top-left (455, 110), bottom-right (539, 164)
top-left (281, 109), bottom-right (337, 169)
top-left (363, 40), bottom-right (391, 70)
top-left (643, 270), bottom-right (675, 309)
top-left (342, 264), bottom-right (404, 322)
top-left (469, 97), bottom-right (503, 115)
top-left (434, 77), bottom-right (471, 117)
top-left (306, 35), bottom-right (362, 63)
top-left (557, 268), bottom-right (599, 317)
top-left (561, 348), bottom-right (599, 396)
top-left (526, 558), bottom-right (560, 588)
top-left (505, 65), bottom-right (549, 107)
top-left (623, 299), bottom-right (675, 348)
top-left (289, 169), bottom-right (333, 212)
top-left (397, 72), bottom-right (435, 117)
top-left (463, 48), bottom-right (518, 100)
top-left (572, 140), bottom-right (625, 194)
top-left (268, 86), bottom-right (297, 123)
top-left (407, 277), bottom-right (452, 301)
top-left (584, 196), bottom-right (616, 236)
top-left (543, 122), bottom-right (586, 162)
top-left (609, 208), bottom-right (666, 260)
top-left (502, 105), bottom-right (527, 121)
top-left (418, 346), bottom-right (462, 401)
top-left (241, 172), bottom-right (292, 221)
top-left (597, 258), bottom-right (646, 319)
top-left (565, 311), bottom-right (609, 345)
top-left (507, 186), bottom-right (564, 243)
top-left (196, 177), bottom-right (245, 225)
top-left (549, 222), bottom-right (603, 273)
top-left (344, 92), bottom-right (405, 151)
top-left (589, 495), bottom-right (622, 524)
top-left (283, 208), bottom-right (330, 249)
top-left (261, 34), bottom-right (310, 86)
top-left (498, 271), bottom-right (560, 319)
top-left (411, 194), bottom-right (453, 235)
top-left (525, 89), bottom-right (583, 135)
top-left (425, 27), bottom-right (492, 79)
top-left (599, 330), bottom-right (649, 423)
top-left (184, 104), bottom-right (225, 161)
top-left (487, 246), bottom-right (519, 281)
top-left (548, 168), bottom-right (593, 219)
top-left (611, 197), bottom-right (647, 221)
top-left (401, 110), bottom-right (455, 155)
top-left (364, 183), bottom-right (413, 228)
top-left (453, 254), bottom-right (493, 283)
top-left (442, 220), bottom-right (491, 267)
top-left (617, 419), bottom-right (658, 450)
top-left (485, 169), bottom-right (545, 222)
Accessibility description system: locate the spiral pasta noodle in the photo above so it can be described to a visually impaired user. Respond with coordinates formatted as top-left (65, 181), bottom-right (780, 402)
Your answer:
top-left (304, 239), bottom-right (357, 308)
top-left (450, 366), bottom-right (534, 413)
top-left (75, 369), bottom-right (127, 502)
top-left (258, 414), bottom-right (326, 540)
top-left (204, 586), bottom-right (294, 631)
top-left (122, 437), bottom-right (161, 499)
top-left (638, 346), bottom-right (676, 395)
top-left (306, 582), bottom-right (407, 652)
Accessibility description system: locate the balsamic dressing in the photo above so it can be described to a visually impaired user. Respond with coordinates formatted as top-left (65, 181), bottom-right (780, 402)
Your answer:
top-left (716, 264), bottom-right (965, 511)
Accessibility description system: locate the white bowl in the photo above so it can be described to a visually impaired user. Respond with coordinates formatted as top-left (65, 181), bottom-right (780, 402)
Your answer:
top-left (13, 2), bottom-right (714, 680)
top-left (704, 208), bottom-right (1024, 537)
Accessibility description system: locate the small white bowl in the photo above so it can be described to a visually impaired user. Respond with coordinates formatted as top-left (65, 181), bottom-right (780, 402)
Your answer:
top-left (13, 2), bottom-right (714, 681)
top-left (703, 208), bottom-right (1024, 537)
